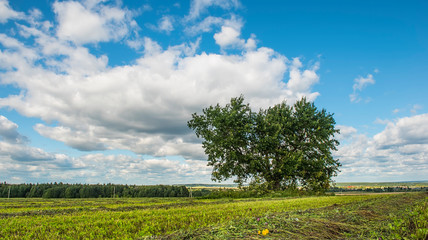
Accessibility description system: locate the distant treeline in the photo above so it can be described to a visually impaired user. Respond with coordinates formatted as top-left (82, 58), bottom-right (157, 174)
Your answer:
top-left (0, 183), bottom-right (189, 198)
top-left (329, 186), bottom-right (428, 193)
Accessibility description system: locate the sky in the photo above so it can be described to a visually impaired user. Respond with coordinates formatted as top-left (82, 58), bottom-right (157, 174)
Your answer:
top-left (0, 0), bottom-right (427, 184)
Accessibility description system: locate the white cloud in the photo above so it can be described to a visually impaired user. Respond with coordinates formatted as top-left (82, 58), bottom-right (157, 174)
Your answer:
top-left (0, 116), bottom-right (212, 184)
top-left (7, 23), bottom-right (108, 76)
top-left (0, 148), bottom-right (214, 184)
top-left (0, 115), bottom-right (27, 144)
top-left (0, 0), bottom-right (324, 183)
top-left (147, 16), bottom-right (175, 34)
top-left (185, 16), bottom-right (224, 35)
top-left (350, 73), bottom-right (375, 103)
top-left (70, 155), bottom-right (213, 184)
top-left (53, 1), bottom-right (133, 44)
top-left (0, 116), bottom-right (66, 164)
top-left (214, 25), bottom-right (242, 47)
top-left (212, 17), bottom-right (256, 50)
top-left (0, 33), bottom-right (38, 70)
top-left (0, 30), bottom-right (320, 159)
top-left (158, 16), bottom-right (174, 33)
top-left (187, 0), bottom-right (240, 20)
top-left (353, 73), bottom-right (375, 91)
top-left (335, 125), bottom-right (357, 141)
top-left (373, 113), bottom-right (428, 147)
top-left (335, 113), bottom-right (428, 182)
top-left (286, 58), bottom-right (320, 100)
top-left (0, 0), bottom-right (25, 23)
top-left (34, 124), bottom-right (107, 151)
top-left (0, 141), bottom-right (54, 162)
top-left (82, 0), bottom-right (106, 9)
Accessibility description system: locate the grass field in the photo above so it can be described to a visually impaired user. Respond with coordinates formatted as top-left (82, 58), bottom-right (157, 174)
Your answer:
top-left (333, 181), bottom-right (428, 189)
top-left (0, 193), bottom-right (427, 239)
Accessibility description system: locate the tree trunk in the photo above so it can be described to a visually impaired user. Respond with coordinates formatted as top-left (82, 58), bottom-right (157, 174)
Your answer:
top-left (272, 179), bottom-right (281, 191)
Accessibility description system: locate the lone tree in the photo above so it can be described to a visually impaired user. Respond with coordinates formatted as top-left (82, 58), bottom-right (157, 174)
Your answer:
top-left (187, 96), bottom-right (341, 192)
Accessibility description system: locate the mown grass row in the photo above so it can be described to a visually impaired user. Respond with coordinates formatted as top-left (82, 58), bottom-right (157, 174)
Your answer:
top-left (0, 193), bottom-right (425, 239)
top-left (167, 192), bottom-right (427, 239)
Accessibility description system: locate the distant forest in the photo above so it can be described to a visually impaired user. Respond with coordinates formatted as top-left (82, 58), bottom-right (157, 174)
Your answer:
top-left (0, 183), bottom-right (189, 198)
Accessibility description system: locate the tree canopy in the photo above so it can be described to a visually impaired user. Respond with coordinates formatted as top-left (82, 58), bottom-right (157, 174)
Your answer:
top-left (188, 96), bottom-right (341, 192)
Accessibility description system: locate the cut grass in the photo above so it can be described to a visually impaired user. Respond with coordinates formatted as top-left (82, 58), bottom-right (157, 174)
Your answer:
top-left (0, 193), bottom-right (426, 239)
top-left (164, 192), bottom-right (427, 239)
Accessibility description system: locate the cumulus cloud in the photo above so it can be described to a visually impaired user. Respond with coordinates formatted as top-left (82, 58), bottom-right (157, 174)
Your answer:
top-left (287, 58), bottom-right (320, 100)
top-left (185, 16), bottom-right (224, 35)
top-left (0, 0), bottom-right (25, 23)
top-left (373, 113), bottom-right (428, 147)
top-left (53, 0), bottom-right (134, 44)
top-left (0, 149), bottom-right (213, 184)
top-left (213, 17), bottom-right (256, 50)
top-left (63, 154), bottom-right (213, 184)
top-left (184, 0), bottom-right (242, 38)
top-left (158, 16), bottom-right (174, 33)
top-left (1, 18), bottom-right (321, 159)
top-left (0, 115), bottom-right (27, 144)
top-left (0, 116), bottom-right (212, 184)
top-left (349, 73), bottom-right (375, 103)
top-left (147, 16), bottom-right (175, 34)
top-left (0, 142), bottom-right (54, 162)
top-left (187, 0), bottom-right (240, 20)
top-left (353, 73), bottom-right (375, 91)
top-left (0, 0), bottom-right (324, 183)
top-left (0, 34), bottom-right (318, 158)
top-left (0, 33), bottom-right (39, 70)
top-left (0, 115), bottom-right (60, 163)
top-left (214, 25), bottom-right (241, 47)
top-left (335, 113), bottom-right (428, 182)
top-left (335, 125), bottom-right (357, 141)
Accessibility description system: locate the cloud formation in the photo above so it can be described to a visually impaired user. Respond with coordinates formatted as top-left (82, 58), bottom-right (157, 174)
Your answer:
top-left (158, 16), bottom-right (174, 33)
top-left (0, 0), bottom-right (321, 161)
top-left (3, 0), bottom-right (424, 184)
top-left (213, 17), bottom-right (256, 50)
top-left (0, 115), bottom-right (59, 163)
top-left (373, 113), bottom-right (428, 147)
top-left (0, 0), bottom-right (24, 23)
top-left (0, 0), bottom-right (326, 183)
top-left (53, 0), bottom-right (134, 44)
top-left (335, 114), bottom-right (428, 181)
top-left (349, 73), bottom-right (375, 103)
top-left (187, 0), bottom-right (240, 20)
top-left (0, 115), bottom-right (27, 144)
top-left (0, 115), bottom-right (212, 184)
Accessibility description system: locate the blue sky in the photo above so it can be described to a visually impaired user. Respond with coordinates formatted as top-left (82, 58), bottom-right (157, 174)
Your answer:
top-left (0, 0), bottom-right (427, 184)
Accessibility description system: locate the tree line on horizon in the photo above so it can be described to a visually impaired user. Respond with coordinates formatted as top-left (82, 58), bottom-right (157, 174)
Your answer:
top-left (0, 183), bottom-right (189, 198)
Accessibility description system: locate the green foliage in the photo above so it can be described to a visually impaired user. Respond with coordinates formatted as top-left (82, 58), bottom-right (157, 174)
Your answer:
top-left (387, 198), bottom-right (428, 239)
top-left (188, 95), bottom-right (340, 191)
top-left (188, 96), bottom-right (255, 185)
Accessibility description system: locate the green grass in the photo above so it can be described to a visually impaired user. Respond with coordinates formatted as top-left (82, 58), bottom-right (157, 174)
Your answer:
top-left (0, 193), bottom-right (426, 239)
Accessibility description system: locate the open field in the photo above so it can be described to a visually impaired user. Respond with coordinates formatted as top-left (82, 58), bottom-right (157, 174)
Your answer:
top-left (0, 193), bottom-right (427, 239)
top-left (334, 181), bottom-right (428, 188)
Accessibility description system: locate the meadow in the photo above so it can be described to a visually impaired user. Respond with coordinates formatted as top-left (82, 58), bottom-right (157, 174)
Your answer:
top-left (0, 192), bottom-right (427, 239)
